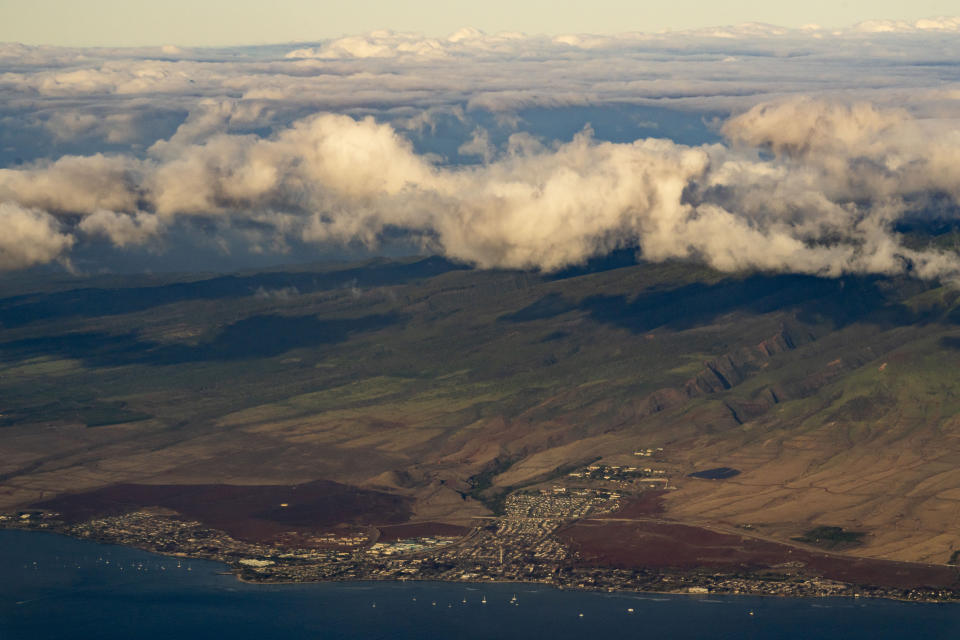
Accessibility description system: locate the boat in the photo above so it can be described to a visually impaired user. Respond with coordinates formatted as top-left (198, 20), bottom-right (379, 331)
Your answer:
top-left (481, 595), bottom-right (487, 604)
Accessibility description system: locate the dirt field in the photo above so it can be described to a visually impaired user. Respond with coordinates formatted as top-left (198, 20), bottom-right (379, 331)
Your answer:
top-left (376, 522), bottom-right (469, 541)
top-left (557, 517), bottom-right (960, 589)
top-left (33, 480), bottom-right (412, 543)
top-left (608, 492), bottom-right (666, 518)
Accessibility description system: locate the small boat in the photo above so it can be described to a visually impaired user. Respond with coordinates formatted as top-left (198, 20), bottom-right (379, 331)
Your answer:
top-left (627, 608), bottom-right (634, 613)
top-left (481, 595), bottom-right (487, 604)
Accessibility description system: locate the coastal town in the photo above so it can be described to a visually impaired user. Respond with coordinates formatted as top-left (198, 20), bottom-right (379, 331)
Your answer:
top-left (5, 453), bottom-right (960, 604)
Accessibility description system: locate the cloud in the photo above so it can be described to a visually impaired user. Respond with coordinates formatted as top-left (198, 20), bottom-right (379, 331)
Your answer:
top-left (0, 202), bottom-right (74, 271)
top-left (720, 97), bottom-right (960, 204)
top-left (284, 28), bottom-right (540, 60)
top-left (0, 154), bottom-right (143, 214)
top-left (42, 110), bottom-right (141, 144)
top-left (286, 31), bottom-right (449, 60)
top-left (457, 127), bottom-right (495, 163)
top-left (254, 285), bottom-right (299, 300)
top-left (78, 210), bottom-right (163, 247)
top-left (6, 20), bottom-right (960, 122)
top-left (851, 16), bottom-right (960, 33)
top-left (2, 101), bottom-right (960, 278)
top-left (721, 99), bottom-right (910, 158)
top-left (3, 21), bottom-right (960, 276)
top-left (44, 111), bottom-right (100, 141)
top-left (148, 98), bottom-right (273, 158)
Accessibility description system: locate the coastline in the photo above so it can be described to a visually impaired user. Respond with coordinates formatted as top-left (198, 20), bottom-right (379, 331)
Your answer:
top-left (10, 526), bottom-right (960, 640)
top-left (6, 521), bottom-right (959, 605)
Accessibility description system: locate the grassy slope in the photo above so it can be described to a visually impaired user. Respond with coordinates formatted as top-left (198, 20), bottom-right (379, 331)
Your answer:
top-left (2, 257), bottom-right (960, 560)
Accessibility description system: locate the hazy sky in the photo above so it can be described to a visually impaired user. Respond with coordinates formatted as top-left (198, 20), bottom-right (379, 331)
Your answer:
top-left (1, 0), bottom-right (958, 46)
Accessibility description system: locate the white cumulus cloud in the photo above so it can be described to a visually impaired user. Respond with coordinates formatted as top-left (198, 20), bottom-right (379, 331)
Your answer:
top-left (0, 202), bottom-right (74, 271)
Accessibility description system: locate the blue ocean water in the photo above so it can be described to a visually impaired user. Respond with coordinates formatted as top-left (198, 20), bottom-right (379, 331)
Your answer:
top-left (2, 529), bottom-right (959, 639)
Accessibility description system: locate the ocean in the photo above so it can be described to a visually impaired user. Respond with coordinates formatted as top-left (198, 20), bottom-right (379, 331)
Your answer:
top-left (2, 529), bottom-right (958, 639)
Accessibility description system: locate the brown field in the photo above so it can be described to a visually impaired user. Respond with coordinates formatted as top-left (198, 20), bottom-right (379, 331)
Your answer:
top-left (608, 492), bottom-right (666, 518)
top-left (376, 522), bottom-right (470, 541)
top-left (33, 480), bottom-right (412, 543)
top-left (557, 518), bottom-right (960, 590)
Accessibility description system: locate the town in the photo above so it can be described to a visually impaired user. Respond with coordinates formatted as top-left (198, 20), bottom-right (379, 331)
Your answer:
top-left (5, 482), bottom-right (959, 604)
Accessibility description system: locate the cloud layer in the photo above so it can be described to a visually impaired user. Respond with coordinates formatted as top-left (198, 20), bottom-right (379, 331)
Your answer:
top-left (2, 21), bottom-right (960, 277)
top-left (3, 100), bottom-right (960, 278)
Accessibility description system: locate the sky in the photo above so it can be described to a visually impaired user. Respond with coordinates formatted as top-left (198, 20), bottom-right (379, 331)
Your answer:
top-left (2, 9), bottom-right (960, 279)
top-left (0, 0), bottom-right (958, 46)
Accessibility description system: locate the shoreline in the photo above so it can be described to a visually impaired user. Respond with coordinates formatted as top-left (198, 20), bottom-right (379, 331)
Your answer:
top-left (231, 572), bottom-right (958, 605)
top-left (6, 523), bottom-right (958, 605)
top-left (233, 571), bottom-right (960, 605)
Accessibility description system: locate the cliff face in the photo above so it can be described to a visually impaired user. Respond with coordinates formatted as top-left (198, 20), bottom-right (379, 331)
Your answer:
top-left (626, 326), bottom-right (807, 425)
top-left (687, 327), bottom-right (805, 396)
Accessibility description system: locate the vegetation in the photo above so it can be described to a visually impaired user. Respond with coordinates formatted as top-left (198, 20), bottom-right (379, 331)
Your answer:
top-left (467, 455), bottom-right (522, 515)
top-left (793, 527), bottom-right (866, 549)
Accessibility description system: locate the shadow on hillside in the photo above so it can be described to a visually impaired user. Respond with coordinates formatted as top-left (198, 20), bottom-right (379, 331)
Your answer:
top-left (545, 248), bottom-right (640, 280)
top-left (0, 257), bottom-right (465, 329)
top-left (504, 274), bottom-right (937, 333)
top-left (0, 313), bottom-right (402, 367)
top-left (939, 336), bottom-right (960, 350)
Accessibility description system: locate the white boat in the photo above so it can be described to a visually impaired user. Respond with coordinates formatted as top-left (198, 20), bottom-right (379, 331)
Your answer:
top-left (481, 595), bottom-right (487, 604)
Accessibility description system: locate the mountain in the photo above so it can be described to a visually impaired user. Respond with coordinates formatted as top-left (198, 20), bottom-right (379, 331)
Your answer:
top-left (2, 255), bottom-right (960, 567)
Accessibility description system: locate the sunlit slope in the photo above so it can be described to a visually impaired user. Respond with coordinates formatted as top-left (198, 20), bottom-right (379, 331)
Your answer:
top-left (658, 330), bottom-right (960, 564)
top-left (2, 256), bottom-right (960, 561)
